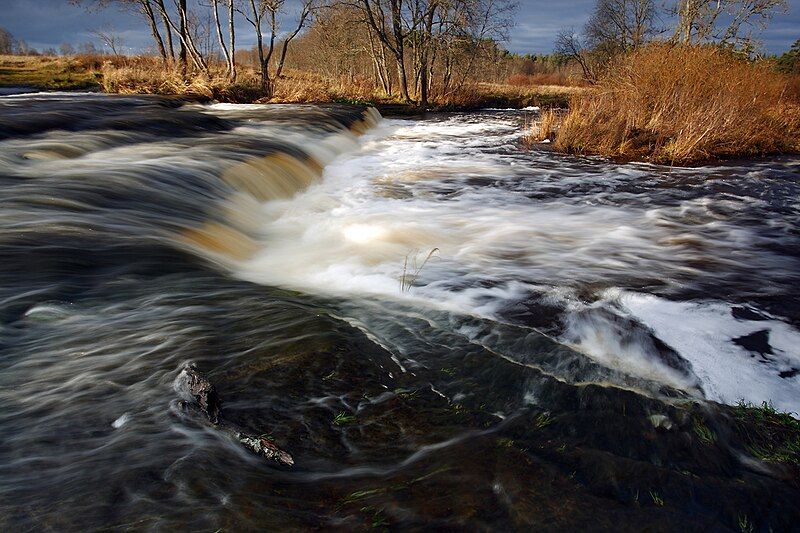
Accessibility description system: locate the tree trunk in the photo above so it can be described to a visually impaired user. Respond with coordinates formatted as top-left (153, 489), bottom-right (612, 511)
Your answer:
top-left (140, 0), bottom-right (168, 61)
top-left (212, 0), bottom-right (232, 77)
top-left (228, 0), bottom-right (236, 81)
top-left (397, 57), bottom-right (411, 103)
top-left (153, 0), bottom-right (174, 60)
top-left (179, 0), bottom-right (188, 72)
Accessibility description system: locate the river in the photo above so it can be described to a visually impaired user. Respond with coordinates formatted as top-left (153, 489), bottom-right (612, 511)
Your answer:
top-left (1, 93), bottom-right (799, 530)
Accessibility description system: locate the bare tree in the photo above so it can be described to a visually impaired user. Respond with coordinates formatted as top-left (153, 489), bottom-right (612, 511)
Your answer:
top-left (153, 0), bottom-right (210, 73)
top-left (210, 0), bottom-right (236, 80)
top-left (71, 0), bottom-right (170, 61)
top-left (349, 0), bottom-right (514, 106)
top-left (0, 27), bottom-right (15, 55)
top-left (585, 0), bottom-right (656, 52)
top-left (672, 0), bottom-right (788, 47)
top-left (93, 26), bottom-right (125, 55)
top-left (555, 28), bottom-right (598, 82)
top-left (153, 0), bottom-right (175, 59)
top-left (240, 0), bottom-right (317, 97)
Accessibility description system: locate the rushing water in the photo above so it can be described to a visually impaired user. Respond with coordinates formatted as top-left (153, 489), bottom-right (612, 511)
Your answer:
top-left (1, 94), bottom-right (799, 530)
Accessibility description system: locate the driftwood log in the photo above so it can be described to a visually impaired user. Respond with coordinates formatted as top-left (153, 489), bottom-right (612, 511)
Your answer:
top-left (175, 363), bottom-right (294, 466)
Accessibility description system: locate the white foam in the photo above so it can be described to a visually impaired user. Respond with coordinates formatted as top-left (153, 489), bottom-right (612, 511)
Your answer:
top-left (230, 112), bottom-right (800, 412)
top-left (612, 290), bottom-right (800, 414)
top-left (112, 413), bottom-right (130, 429)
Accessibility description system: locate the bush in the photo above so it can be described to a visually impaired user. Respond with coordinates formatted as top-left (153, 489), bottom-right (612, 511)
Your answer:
top-left (554, 44), bottom-right (800, 164)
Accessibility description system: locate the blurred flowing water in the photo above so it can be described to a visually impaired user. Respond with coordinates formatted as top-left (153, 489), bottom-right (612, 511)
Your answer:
top-left (1, 94), bottom-right (799, 530)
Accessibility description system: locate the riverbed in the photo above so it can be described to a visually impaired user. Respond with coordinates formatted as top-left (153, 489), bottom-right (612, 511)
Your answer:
top-left (1, 94), bottom-right (798, 530)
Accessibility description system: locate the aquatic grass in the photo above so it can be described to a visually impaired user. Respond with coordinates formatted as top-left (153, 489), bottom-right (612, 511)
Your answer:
top-left (738, 513), bottom-right (754, 533)
top-left (359, 506), bottom-right (389, 528)
top-left (343, 488), bottom-right (385, 504)
top-left (534, 412), bottom-right (553, 429)
top-left (400, 248), bottom-right (439, 292)
top-left (392, 388), bottom-right (419, 400)
top-left (649, 490), bottom-right (664, 507)
top-left (333, 412), bottom-right (357, 426)
top-left (734, 400), bottom-right (800, 466)
top-left (693, 420), bottom-right (717, 445)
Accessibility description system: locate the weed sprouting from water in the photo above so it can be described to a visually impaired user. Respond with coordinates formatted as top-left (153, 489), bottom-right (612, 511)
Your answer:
top-left (734, 400), bottom-right (800, 465)
top-left (649, 490), bottom-right (664, 507)
top-left (334, 412), bottom-right (357, 426)
top-left (343, 488), bottom-right (385, 504)
top-left (693, 420), bottom-right (717, 445)
top-left (534, 412), bottom-right (553, 429)
top-left (400, 248), bottom-right (439, 292)
top-left (737, 513), bottom-right (754, 533)
top-left (497, 438), bottom-right (515, 448)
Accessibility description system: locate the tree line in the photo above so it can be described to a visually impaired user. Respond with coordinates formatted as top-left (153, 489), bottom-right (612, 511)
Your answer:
top-left (64, 0), bottom-right (515, 106)
top-left (2, 0), bottom-right (795, 103)
top-left (556, 0), bottom-right (790, 81)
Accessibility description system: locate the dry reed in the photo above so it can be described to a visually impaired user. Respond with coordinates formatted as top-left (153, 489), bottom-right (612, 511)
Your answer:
top-left (554, 44), bottom-right (800, 164)
top-left (521, 108), bottom-right (564, 146)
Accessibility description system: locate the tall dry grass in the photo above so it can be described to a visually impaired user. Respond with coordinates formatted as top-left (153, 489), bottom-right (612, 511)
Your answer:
top-left (554, 44), bottom-right (800, 164)
top-left (506, 73), bottom-right (584, 87)
top-left (521, 108), bottom-right (565, 146)
top-left (101, 57), bottom-right (265, 102)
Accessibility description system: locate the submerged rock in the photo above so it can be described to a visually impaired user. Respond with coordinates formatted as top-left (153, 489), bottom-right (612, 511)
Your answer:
top-left (176, 363), bottom-right (221, 424)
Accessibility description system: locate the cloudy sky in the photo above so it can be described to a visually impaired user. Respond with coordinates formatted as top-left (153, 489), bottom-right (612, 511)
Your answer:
top-left (0, 0), bottom-right (797, 55)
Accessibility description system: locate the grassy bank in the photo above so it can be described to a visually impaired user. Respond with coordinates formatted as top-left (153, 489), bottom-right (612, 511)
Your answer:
top-left (0, 54), bottom-right (582, 111)
top-left (549, 45), bottom-right (800, 164)
top-left (0, 55), bottom-right (101, 90)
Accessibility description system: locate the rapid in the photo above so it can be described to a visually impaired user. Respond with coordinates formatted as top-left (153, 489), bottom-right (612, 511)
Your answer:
top-left (1, 93), bottom-right (799, 530)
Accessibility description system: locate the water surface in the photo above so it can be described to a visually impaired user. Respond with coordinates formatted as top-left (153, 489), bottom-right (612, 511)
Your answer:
top-left (1, 95), bottom-right (799, 530)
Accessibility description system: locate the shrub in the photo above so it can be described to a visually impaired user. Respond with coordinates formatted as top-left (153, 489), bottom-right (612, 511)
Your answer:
top-left (554, 44), bottom-right (800, 164)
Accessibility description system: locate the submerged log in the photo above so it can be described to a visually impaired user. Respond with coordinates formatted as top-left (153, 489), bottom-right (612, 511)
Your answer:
top-left (175, 363), bottom-right (293, 466)
top-left (236, 433), bottom-right (294, 466)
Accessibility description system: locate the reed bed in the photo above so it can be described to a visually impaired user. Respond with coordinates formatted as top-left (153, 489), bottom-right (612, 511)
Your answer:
top-left (521, 108), bottom-right (567, 146)
top-left (554, 44), bottom-right (800, 164)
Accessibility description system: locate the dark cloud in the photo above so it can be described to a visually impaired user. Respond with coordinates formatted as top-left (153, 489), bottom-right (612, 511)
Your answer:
top-left (0, 0), bottom-right (797, 55)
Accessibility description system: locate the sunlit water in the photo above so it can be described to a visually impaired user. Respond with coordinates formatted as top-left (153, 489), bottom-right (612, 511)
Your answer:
top-left (1, 94), bottom-right (799, 529)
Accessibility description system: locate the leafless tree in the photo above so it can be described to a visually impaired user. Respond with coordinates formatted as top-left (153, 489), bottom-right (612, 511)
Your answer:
top-left (555, 28), bottom-right (598, 82)
top-left (93, 26), bottom-right (125, 55)
top-left (348, 0), bottom-right (514, 106)
top-left (239, 0), bottom-right (317, 96)
top-left (672, 0), bottom-right (788, 48)
top-left (0, 27), bottom-right (15, 55)
top-left (585, 0), bottom-right (656, 52)
top-left (210, 0), bottom-right (236, 80)
top-left (71, 0), bottom-right (170, 61)
top-left (153, 0), bottom-right (210, 73)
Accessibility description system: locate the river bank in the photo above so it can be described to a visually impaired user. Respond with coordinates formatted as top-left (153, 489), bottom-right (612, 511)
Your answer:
top-left (0, 54), bottom-right (582, 111)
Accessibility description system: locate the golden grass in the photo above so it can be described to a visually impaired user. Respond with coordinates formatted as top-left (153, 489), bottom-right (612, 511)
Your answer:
top-left (521, 108), bottom-right (565, 146)
top-left (0, 54), bottom-right (101, 90)
top-left (554, 44), bottom-right (800, 164)
top-left (1, 53), bottom-right (587, 110)
top-left (506, 73), bottom-right (585, 87)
